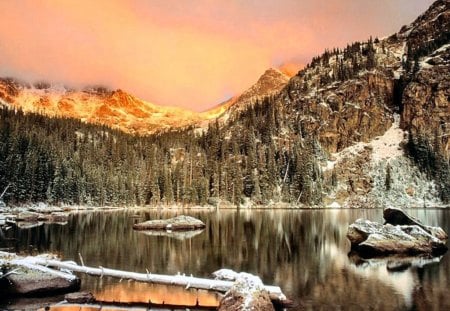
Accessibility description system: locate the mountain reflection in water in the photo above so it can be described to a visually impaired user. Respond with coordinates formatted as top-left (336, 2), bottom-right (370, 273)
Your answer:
top-left (95, 282), bottom-right (220, 306)
top-left (1, 209), bottom-right (449, 310)
top-left (42, 282), bottom-right (220, 310)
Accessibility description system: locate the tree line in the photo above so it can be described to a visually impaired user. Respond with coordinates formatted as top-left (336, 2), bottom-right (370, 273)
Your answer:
top-left (0, 101), bottom-right (322, 207)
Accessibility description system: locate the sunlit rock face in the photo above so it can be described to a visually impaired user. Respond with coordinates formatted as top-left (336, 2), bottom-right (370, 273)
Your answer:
top-left (201, 68), bottom-right (290, 125)
top-left (0, 68), bottom-right (289, 136)
top-left (0, 79), bottom-right (203, 135)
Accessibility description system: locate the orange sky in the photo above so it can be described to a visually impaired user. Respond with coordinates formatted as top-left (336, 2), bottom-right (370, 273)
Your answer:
top-left (0, 0), bottom-right (435, 111)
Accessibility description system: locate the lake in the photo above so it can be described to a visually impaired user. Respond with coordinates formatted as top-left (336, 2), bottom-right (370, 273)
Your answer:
top-left (1, 208), bottom-right (449, 310)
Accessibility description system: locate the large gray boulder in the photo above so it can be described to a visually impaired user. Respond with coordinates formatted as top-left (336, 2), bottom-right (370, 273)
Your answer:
top-left (0, 265), bottom-right (80, 296)
top-left (347, 208), bottom-right (448, 257)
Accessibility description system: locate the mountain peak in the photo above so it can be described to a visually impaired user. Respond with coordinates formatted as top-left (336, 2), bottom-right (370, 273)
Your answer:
top-left (398, 0), bottom-right (449, 38)
top-left (263, 67), bottom-right (287, 76)
top-left (202, 68), bottom-right (290, 121)
top-left (253, 68), bottom-right (290, 92)
top-left (260, 67), bottom-right (290, 80)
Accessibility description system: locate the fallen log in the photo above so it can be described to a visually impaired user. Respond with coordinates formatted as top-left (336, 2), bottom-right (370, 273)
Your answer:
top-left (7, 256), bottom-right (287, 304)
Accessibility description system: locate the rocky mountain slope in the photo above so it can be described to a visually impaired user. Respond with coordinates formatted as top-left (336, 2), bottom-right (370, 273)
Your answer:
top-left (268, 0), bottom-right (450, 206)
top-left (0, 68), bottom-right (290, 135)
top-left (214, 0), bottom-right (449, 207)
top-left (212, 68), bottom-right (290, 122)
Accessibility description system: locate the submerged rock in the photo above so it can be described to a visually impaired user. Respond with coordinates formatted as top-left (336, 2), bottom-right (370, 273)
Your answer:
top-left (133, 215), bottom-right (205, 231)
top-left (349, 251), bottom-right (444, 272)
top-left (16, 222), bottom-right (44, 229)
top-left (65, 291), bottom-right (95, 303)
top-left (218, 273), bottom-right (274, 311)
top-left (347, 208), bottom-right (448, 257)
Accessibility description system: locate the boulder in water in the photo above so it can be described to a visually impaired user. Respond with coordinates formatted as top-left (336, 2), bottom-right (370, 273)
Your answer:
top-left (347, 208), bottom-right (448, 257)
top-left (133, 215), bottom-right (205, 231)
top-left (384, 207), bottom-right (448, 240)
top-left (16, 211), bottom-right (40, 222)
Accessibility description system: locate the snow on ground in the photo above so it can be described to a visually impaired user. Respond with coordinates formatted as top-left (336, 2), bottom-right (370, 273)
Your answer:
top-left (322, 114), bottom-right (443, 207)
top-left (323, 114), bottom-right (405, 172)
top-left (420, 59), bottom-right (435, 69)
top-left (327, 201), bottom-right (341, 208)
top-left (369, 115), bottom-right (406, 163)
top-left (434, 43), bottom-right (450, 54)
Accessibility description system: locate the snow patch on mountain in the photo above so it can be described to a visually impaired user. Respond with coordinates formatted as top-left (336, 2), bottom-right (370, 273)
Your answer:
top-left (324, 114), bottom-right (443, 208)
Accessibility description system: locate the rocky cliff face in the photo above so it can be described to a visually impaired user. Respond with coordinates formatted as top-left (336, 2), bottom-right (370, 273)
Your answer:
top-left (285, 71), bottom-right (394, 153)
top-left (396, 0), bottom-right (450, 157)
top-left (401, 46), bottom-right (450, 158)
top-left (263, 0), bottom-right (450, 205)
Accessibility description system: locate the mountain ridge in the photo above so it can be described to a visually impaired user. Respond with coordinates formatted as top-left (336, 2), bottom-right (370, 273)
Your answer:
top-left (0, 67), bottom-right (291, 135)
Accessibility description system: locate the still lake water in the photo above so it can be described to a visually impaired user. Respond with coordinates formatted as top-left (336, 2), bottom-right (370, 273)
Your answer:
top-left (1, 208), bottom-right (449, 310)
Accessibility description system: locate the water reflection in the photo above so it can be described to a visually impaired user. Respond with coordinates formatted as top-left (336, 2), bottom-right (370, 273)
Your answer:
top-left (95, 282), bottom-right (220, 307)
top-left (1, 208), bottom-right (449, 310)
top-left (349, 254), bottom-right (443, 309)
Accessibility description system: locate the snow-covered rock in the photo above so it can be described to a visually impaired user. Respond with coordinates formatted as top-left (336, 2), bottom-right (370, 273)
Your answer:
top-left (133, 215), bottom-right (205, 231)
top-left (347, 208), bottom-right (448, 257)
top-left (218, 273), bottom-right (275, 311)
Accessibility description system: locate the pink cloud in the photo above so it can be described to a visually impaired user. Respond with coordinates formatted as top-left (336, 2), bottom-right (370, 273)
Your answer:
top-left (0, 0), bottom-right (435, 111)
